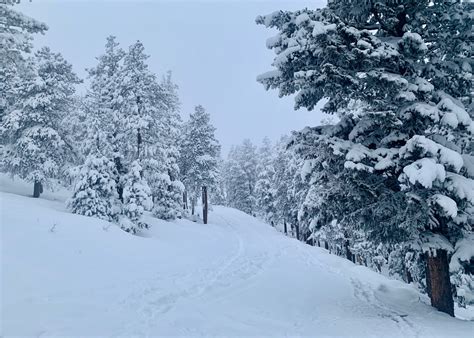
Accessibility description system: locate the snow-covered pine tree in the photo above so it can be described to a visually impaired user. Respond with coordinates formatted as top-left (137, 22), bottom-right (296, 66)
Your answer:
top-left (119, 40), bottom-right (159, 163)
top-left (68, 154), bottom-right (119, 222)
top-left (83, 36), bottom-right (125, 161)
top-left (0, 1), bottom-right (48, 121)
top-left (209, 159), bottom-right (227, 206)
top-left (118, 41), bottom-right (183, 221)
top-left (255, 137), bottom-right (276, 224)
top-left (1, 47), bottom-right (81, 197)
top-left (224, 140), bottom-right (258, 215)
top-left (271, 137), bottom-right (293, 235)
top-left (257, 0), bottom-right (474, 315)
top-left (179, 105), bottom-right (221, 216)
top-left (147, 72), bottom-right (184, 220)
top-left (120, 160), bottom-right (152, 233)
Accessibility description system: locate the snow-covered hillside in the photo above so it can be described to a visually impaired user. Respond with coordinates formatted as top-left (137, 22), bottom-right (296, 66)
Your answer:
top-left (1, 178), bottom-right (473, 337)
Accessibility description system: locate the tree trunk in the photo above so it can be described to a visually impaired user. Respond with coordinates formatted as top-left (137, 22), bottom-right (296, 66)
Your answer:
top-left (344, 240), bottom-right (352, 261)
top-left (33, 181), bottom-right (42, 198)
top-left (137, 127), bottom-right (142, 159)
top-left (114, 156), bottom-right (124, 202)
top-left (283, 221), bottom-right (287, 234)
top-left (405, 265), bottom-right (413, 284)
top-left (191, 198), bottom-right (195, 216)
top-left (202, 186), bottom-right (208, 224)
top-left (295, 224), bottom-right (300, 241)
top-left (183, 191), bottom-right (188, 210)
top-left (324, 241), bottom-right (329, 250)
top-left (425, 250), bottom-right (454, 317)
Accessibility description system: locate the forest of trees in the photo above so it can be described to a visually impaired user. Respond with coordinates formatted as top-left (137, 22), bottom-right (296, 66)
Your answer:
top-left (252, 0), bottom-right (474, 317)
top-left (0, 2), bottom-right (222, 233)
top-left (1, 0), bottom-right (473, 318)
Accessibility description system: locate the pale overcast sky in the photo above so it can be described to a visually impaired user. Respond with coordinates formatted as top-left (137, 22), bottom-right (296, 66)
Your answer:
top-left (19, 0), bottom-right (327, 153)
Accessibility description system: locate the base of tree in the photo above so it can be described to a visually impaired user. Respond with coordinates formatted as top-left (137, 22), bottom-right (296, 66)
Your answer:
top-left (33, 181), bottom-right (42, 198)
top-left (426, 250), bottom-right (454, 317)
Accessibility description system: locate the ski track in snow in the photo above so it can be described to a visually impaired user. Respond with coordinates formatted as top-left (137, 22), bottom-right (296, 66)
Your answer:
top-left (350, 278), bottom-right (420, 338)
top-left (113, 210), bottom-right (279, 336)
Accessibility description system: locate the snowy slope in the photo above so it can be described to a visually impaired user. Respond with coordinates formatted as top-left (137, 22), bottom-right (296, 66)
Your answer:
top-left (1, 178), bottom-right (473, 337)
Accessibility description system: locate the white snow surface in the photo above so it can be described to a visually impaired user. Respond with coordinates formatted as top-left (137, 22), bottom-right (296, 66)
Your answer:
top-left (1, 176), bottom-right (473, 337)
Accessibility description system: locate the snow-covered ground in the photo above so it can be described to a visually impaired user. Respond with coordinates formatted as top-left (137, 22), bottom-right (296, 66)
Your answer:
top-left (1, 176), bottom-right (473, 337)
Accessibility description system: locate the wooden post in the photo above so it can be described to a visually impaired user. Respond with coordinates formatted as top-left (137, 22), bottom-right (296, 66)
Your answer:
top-left (202, 186), bottom-right (208, 224)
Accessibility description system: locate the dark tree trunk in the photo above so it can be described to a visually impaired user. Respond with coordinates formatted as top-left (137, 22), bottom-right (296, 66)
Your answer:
top-left (191, 199), bottom-right (195, 216)
top-left (405, 265), bottom-right (413, 284)
top-left (283, 221), bottom-right (287, 234)
top-left (324, 241), bottom-right (329, 250)
top-left (137, 127), bottom-right (142, 159)
top-left (295, 224), bottom-right (300, 241)
top-left (114, 156), bottom-right (124, 202)
top-left (33, 181), bottom-right (42, 198)
top-left (202, 186), bottom-right (208, 224)
top-left (183, 191), bottom-right (188, 210)
top-left (344, 240), bottom-right (352, 261)
top-left (426, 250), bottom-right (454, 317)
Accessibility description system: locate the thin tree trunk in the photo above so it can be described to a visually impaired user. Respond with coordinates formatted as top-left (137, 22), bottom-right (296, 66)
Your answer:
top-left (405, 265), bottom-right (413, 284)
top-left (202, 186), bottom-right (208, 224)
top-left (191, 198), bottom-right (195, 216)
top-left (33, 181), bottom-right (42, 198)
top-left (137, 127), bottom-right (142, 159)
top-left (283, 221), bottom-right (287, 235)
top-left (344, 240), bottom-right (352, 261)
top-left (114, 156), bottom-right (124, 202)
top-left (295, 224), bottom-right (300, 241)
top-left (324, 241), bottom-right (329, 250)
top-left (183, 191), bottom-right (188, 210)
top-left (426, 250), bottom-right (454, 316)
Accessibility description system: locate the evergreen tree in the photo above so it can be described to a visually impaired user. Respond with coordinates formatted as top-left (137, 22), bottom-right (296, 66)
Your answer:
top-left (148, 73), bottom-right (184, 220)
top-left (255, 137), bottom-right (276, 224)
top-left (68, 154), bottom-right (119, 222)
top-left (120, 160), bottom-right (152, 233)
top-left (271, 137), bottom-right (293, 234)
top-left (0, 1), bottom-right (48, 121)
top-left (119, 41), bottom-right (184, 220)
top-left (83, 35), bottom-right (125, 160)
top-left (257, 0), bottom-right (474, 315)
top-left (118, 40), bottom-right (159, 163)
top-left (179, 105), bottom-right (221, 215)
top-left (209, 159), bottom-right (227, 206)
top-left (1, 47), bottom-right (81, 197)
top-left (224, 139), bottom-right (258, 215)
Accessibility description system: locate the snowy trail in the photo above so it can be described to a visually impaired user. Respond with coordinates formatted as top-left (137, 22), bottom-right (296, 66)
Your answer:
top-left (1, 179), bottom-right (473, 337)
